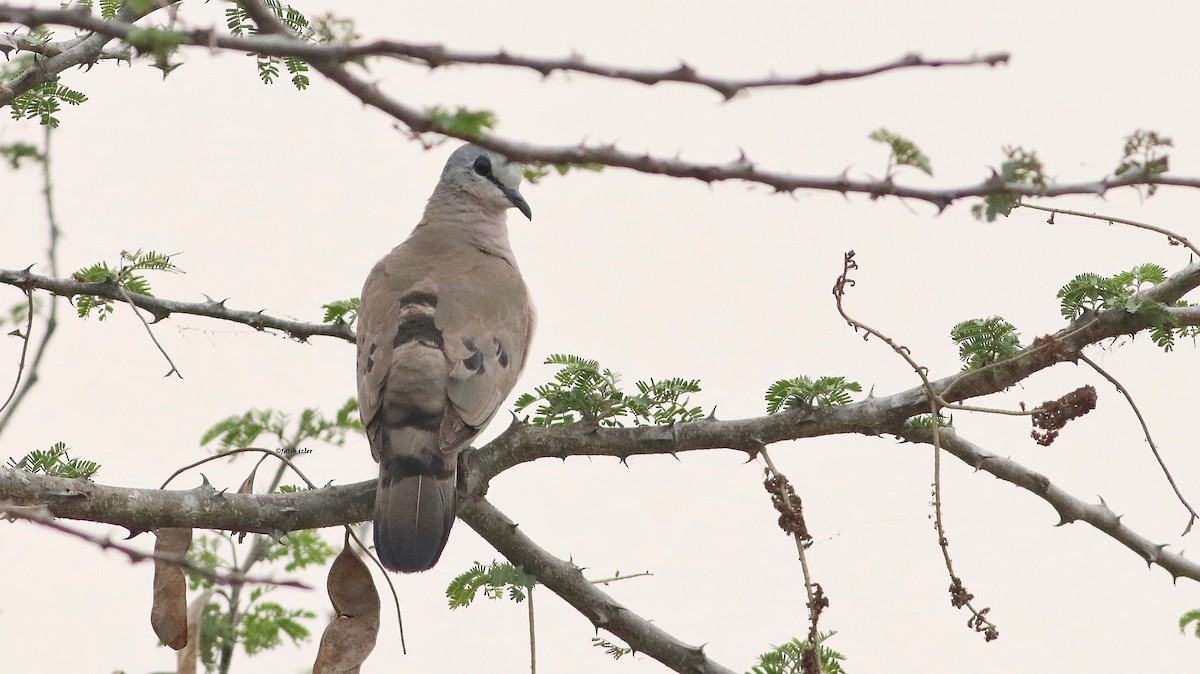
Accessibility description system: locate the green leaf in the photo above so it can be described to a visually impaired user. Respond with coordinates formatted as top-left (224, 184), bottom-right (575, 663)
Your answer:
top-left (950, 316), bottom-right (1021, 369)
top-left (321, 297), bottom-right (360, 325)
top-left (263, 529), bottom-right (336, 572)
top-left (1055, 264), bottom-right (1182, 353)
top-left (765, 376), bottom-right (862, 414)
top-left (425, 106), bottom-right (498, 139)
top-left (0, 141), bottom-right (42, 170)
top-left (1116, 129), bottom-right (1172, 197)
top-left (748, 631), bottom-right (847, 674)
top-left (1181, 609), bottom-right (1200, 637)
top-left (447, 560), bottom-right (535, 609)
top-left (7, 442), bottom-right (100, 479)
top-left (972, 145), bottom-right (1045, 222)
top-left (516, 354), bottom-right (705, 427)
top-left (868, 128), bottom-right (932, 175)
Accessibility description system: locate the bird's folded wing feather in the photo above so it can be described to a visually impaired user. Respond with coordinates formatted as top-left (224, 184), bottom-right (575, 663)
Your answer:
top-left (357, 240), bottom-right (533, 457)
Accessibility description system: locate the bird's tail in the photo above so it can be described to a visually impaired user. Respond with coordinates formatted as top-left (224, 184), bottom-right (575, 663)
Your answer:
top-left (374, 458), bottom-right (457, 573)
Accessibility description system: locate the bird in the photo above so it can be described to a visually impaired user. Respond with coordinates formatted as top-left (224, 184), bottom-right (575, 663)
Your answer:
top-left (356, 143), bottom-right (535, 573)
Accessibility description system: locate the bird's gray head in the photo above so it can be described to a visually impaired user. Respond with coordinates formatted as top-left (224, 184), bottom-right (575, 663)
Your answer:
top-left (436, 144), bottom-right (532, 220)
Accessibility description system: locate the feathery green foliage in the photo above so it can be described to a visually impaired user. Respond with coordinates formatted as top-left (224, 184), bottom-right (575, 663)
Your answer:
top-left (1056, 263), bottom-right (1197, 350)
top-left (1116, 129), bottom-right (1172, 196)
top-left (765, 376), bottom-right (862, 413)
top-left (7, 442), bottom-right (99, 479)
top-left (186, 528), bottom-right (330, 672)
top-left (425, 106), bottom-right (498, 139)
top-left (321, 297), bottom-right (360, 325)
top-left (10, 76), bottom-right (88, 128)
top-left (515, 354), bottom-right (705, 427)
top-left (200, 398), bottom-right (362, 452)
top-left (903, 413), bottom-right (950, 431)
top-left (748, 632), bottom-right (847, 674)
top-left (226, 1), bottom-right (315, 89)
top-left (447, 560), bottom-right (535, 608)
top-left (72, 249), bottom-right (181, 320)
top-left (0, 141), bottom-right (42, 169)
top-left (592, 636), bottom-right (634, 660)
top-left (523, 162), bottom-right (606, 183)
top-left (1181, 609), bottom-right (1200, 637)
top-left (869, 128), bottom-right (932, 175)
top-left (972, 145), bottom-right (1045, 221)
top-left (950, 316), bottom-right (1021, 369)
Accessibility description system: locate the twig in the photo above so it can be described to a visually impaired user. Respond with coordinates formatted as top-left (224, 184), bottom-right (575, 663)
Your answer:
top-left (528, 584), bottom-right (537, 674)
top-left (0, 267), bottom-right (354, 342)
top-left (116, 285), bottom-right (182, 378)
top-left (832, 250), bottom-right (998, 641)
top-left (1078, 353), bottom-right (1198, 534)
top-left (1015, 201), bottom-right (1200, 259)
top-left (0, 500), bottom-right (310, 589)
top-left (759, 446), bottom-right (825, 672)
top-left (0, 288), bottom-right (33, 418)
top-left (0, 124), bottom-right (59, 436)
top-left (589, 571), bottom-right (653, 585)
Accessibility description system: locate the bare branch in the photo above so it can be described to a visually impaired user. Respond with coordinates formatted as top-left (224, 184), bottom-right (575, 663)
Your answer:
top-left (898, 427), bottom-right (1200, 582)
top-left (0, 500), bottom-right (310, 589)
top-left (0, 267), bottom-right (354, 342)
top-left (0, 287), bottom-right (33, 417)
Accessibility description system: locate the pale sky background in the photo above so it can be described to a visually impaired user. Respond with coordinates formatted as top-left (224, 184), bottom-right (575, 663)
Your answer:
top-left (3, 1), bottom-right (1200, 672)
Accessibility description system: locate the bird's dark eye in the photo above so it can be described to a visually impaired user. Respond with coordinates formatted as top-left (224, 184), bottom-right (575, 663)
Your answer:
top-left (473, 155), bottom-right (492, 177)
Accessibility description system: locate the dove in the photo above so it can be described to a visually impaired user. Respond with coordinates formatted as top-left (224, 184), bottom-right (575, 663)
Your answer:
top-left (356, 144), bottom-right (535, 572)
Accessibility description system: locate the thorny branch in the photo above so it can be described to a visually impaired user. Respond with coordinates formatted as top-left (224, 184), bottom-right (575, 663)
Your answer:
top-left (0, 267), bottom-right (355, 342)
top-left (0, 4), bottom-right (1193, 206)
top-left (115, 285), bottom-right (182, 378)
top-left (0, 5), bottom-right (1007, 99)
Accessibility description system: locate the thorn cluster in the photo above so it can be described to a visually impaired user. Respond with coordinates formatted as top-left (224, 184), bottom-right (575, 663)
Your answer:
top-left (1031, 385), bottom-right (1098, 446)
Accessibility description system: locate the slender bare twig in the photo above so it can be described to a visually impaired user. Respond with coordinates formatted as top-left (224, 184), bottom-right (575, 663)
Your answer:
top-left (115, 285), bottom-right (182, 378)
top-left (1015, 201), bottom-right (1200, 259)
top-left (759, 446), bottom-right (825, 671)
top-left (0, 288), bottom-right (33, 418)
top-left (831, 251), bottom-right (998, 641)
top-left (1078, 353), bottom-right (1198, 534)
top-left (0, 500), bottom-right (309, 589)
top-left (589, 571), bottom-right (653, 585)
top-left (528, 585), bottom-right (537, 674)
top-left (0, 125), bottom-right (59, 436)
top-left (0, 267), bottom-right (354, 342)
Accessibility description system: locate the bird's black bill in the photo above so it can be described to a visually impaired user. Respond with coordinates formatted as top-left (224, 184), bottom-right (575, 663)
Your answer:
top-left (503, 187), bottom-right (532, 220)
